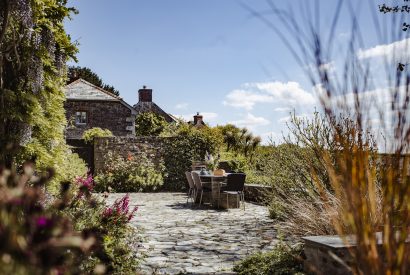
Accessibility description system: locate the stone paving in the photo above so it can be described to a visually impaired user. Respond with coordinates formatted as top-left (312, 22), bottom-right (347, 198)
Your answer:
top-left (106, 193), bottom-right (277, 275)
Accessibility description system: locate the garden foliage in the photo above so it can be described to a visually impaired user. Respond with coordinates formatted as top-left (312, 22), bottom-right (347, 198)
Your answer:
top-left (252, 112), bottom-right (381, 236)
top-left (82, 127), bottom-right (113, 144)
top-left (256, 1), bottom-right (410, 273)
top-left (233, 242), bottom-right (304, 275)
top-left (161, 123), bottom-right (222, 190)
top-left (216, 124), bottom-right (261, 159)
top-left (94, 151), bottom-right (164, 192)
top-left (135, 112), bottom-right (168, 137)
top-left (0, 1), bottom-right (142, 273)
top-left (0, 0), bottom-right (88, 191)
top-left (0, 163), bottom-right (140, 274)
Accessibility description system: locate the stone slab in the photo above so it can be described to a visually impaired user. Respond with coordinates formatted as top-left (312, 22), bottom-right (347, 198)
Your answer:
top-left (105, 192), bottom-right (277, 274)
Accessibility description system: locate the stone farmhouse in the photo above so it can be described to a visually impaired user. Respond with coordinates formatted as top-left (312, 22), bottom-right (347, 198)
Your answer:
top-left (64, 79), bottom-right (175, 141)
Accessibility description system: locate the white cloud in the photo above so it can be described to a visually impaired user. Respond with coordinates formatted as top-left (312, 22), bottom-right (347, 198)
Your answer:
top-left (274, 107), bottom-right (292, 112)
top-left (251, 81), bottom-right (316, 105)
top-left (223, 89), bottom-right (274, 110)
top-left (319, 61), bottom-right (336, 73)
top-left (230, 113), bottom-right (270, 129)
top-left (175, 103), bottom-right (188, 110)
top-left (224, 81), bottom-right (316, 111)
top-left (200, 112), bottom-right (218, 121)
top-left (357, 38), bottom-right (410, 60)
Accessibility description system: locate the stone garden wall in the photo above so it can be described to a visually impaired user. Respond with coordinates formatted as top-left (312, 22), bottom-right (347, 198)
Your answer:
top-left (94, 136), bottom-right (171, 173)
top-left (94, 136), bottom-right (273, 199)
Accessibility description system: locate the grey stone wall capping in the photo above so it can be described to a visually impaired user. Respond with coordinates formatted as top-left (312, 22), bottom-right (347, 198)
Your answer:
top-left (303, 235), bottom-right (357, 250)
top-left (303, 232), bottom-right (410, 250)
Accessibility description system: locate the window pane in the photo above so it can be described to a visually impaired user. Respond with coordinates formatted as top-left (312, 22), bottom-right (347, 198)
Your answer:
top-left (75, 112), bottom-right (87, 124)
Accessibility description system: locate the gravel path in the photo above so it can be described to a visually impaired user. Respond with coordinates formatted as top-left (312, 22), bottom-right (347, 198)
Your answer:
top-left (106, 193), bottom-right (277, 275)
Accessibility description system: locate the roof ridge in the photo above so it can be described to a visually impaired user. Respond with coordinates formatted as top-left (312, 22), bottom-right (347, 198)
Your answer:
top-left (68, 78), bottom-right (121, 100)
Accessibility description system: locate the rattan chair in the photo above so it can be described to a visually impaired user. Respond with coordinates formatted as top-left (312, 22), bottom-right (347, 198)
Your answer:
top-left (191, 171), bottom-right (212, 205)
top-left (221, 173), bottom-right (246, 210)
top-left (185, 171), bottom-right (196, 205)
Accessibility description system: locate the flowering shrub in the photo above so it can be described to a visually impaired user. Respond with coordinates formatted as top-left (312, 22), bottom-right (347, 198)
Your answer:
top-left (0, 163), bottom-right (99, 274)
top-left (64, 191), bottom-right (141, 274)
top-left (75, 174), bottom-right (94, 197)
top-left (0, 162), bottom-right (142, 274)
top-left (102, 194), bottom-right (138, 225)
top-left (94, 151), bottom-right (164, 192)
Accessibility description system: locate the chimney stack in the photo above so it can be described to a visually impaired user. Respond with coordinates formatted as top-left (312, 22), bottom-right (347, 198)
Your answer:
top-left (193, 112), bottom-right (203, 126)
top-left (138, 85), bottom-right (152, 102)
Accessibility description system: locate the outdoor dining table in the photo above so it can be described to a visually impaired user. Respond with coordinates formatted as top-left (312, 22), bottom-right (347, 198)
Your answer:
top-left (200, 174), bottom-right (228, 208)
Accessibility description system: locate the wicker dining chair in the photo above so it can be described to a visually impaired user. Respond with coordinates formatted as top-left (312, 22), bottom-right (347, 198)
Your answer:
top-left (191, 171), bottom-right (212, 206)
top-left (185, 171), bottom-right (196, 205)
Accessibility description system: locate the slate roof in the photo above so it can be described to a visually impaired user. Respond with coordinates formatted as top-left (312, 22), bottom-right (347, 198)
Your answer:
top-left (133, 101), bottom-right (175, 123)
top-left (66, 79), bottom-right (136, 114)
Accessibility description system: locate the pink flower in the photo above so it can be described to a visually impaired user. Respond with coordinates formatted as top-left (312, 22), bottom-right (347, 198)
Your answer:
top-left (36, 216), bottom-right (50, 228)
top-left (103, 194), bottom-right (138, 223)
top-left (75, 174), bottom-right (95, 198)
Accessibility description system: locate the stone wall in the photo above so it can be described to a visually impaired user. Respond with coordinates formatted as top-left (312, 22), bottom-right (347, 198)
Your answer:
top-left (94, 136), bottom-right (169, 173)
top-left (64, 100), bottom-right (135, 139)
top-left (244, 184), bottom-right (272, 203)
top-left (303, 233), bottom-right (410, 274)
top-left (93, 136), bottom-right (275, 197)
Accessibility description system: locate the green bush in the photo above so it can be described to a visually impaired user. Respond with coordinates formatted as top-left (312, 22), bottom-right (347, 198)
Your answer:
top-left (233, 242), bottom-right (305, 275)
top-left (21, 140), bottom-right (88, 193)
top-left (83, 127), bottom-right (113, 144)
top-left (135, 112), bottom-right (167, 136)
top-left (94, 151), bottom-right (164, 192)
top-left (161, 124), bottom-right (221, 190)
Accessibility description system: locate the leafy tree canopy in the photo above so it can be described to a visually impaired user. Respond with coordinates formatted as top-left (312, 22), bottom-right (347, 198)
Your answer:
top-left (135, 112), bottom-right (168, 136)
top-left (215, 124), bottom-right (261, 158)
top-left (68, 66), bottom-right (119, 96)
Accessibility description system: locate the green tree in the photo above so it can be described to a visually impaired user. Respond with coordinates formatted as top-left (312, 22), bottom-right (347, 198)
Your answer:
top-left (0, 0), bottom-right (86, 186)
top-left (135, 112), bottom-right (167, 136)
top-left (216, 124), bottom-right (261, 158)
top-left (68, 66), bottom-right (119, 96)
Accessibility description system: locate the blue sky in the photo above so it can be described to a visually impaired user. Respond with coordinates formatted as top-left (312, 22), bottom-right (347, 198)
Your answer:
top-left (65, 0), bottom-right (394, 143)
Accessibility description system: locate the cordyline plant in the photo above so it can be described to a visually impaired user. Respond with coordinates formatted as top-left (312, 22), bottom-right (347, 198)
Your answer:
top-left (246, 0), bottom-right (410, 273)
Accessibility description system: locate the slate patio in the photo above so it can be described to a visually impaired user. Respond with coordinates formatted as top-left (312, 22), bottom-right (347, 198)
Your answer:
top-left (106, 193), bottom-right (277, 275)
